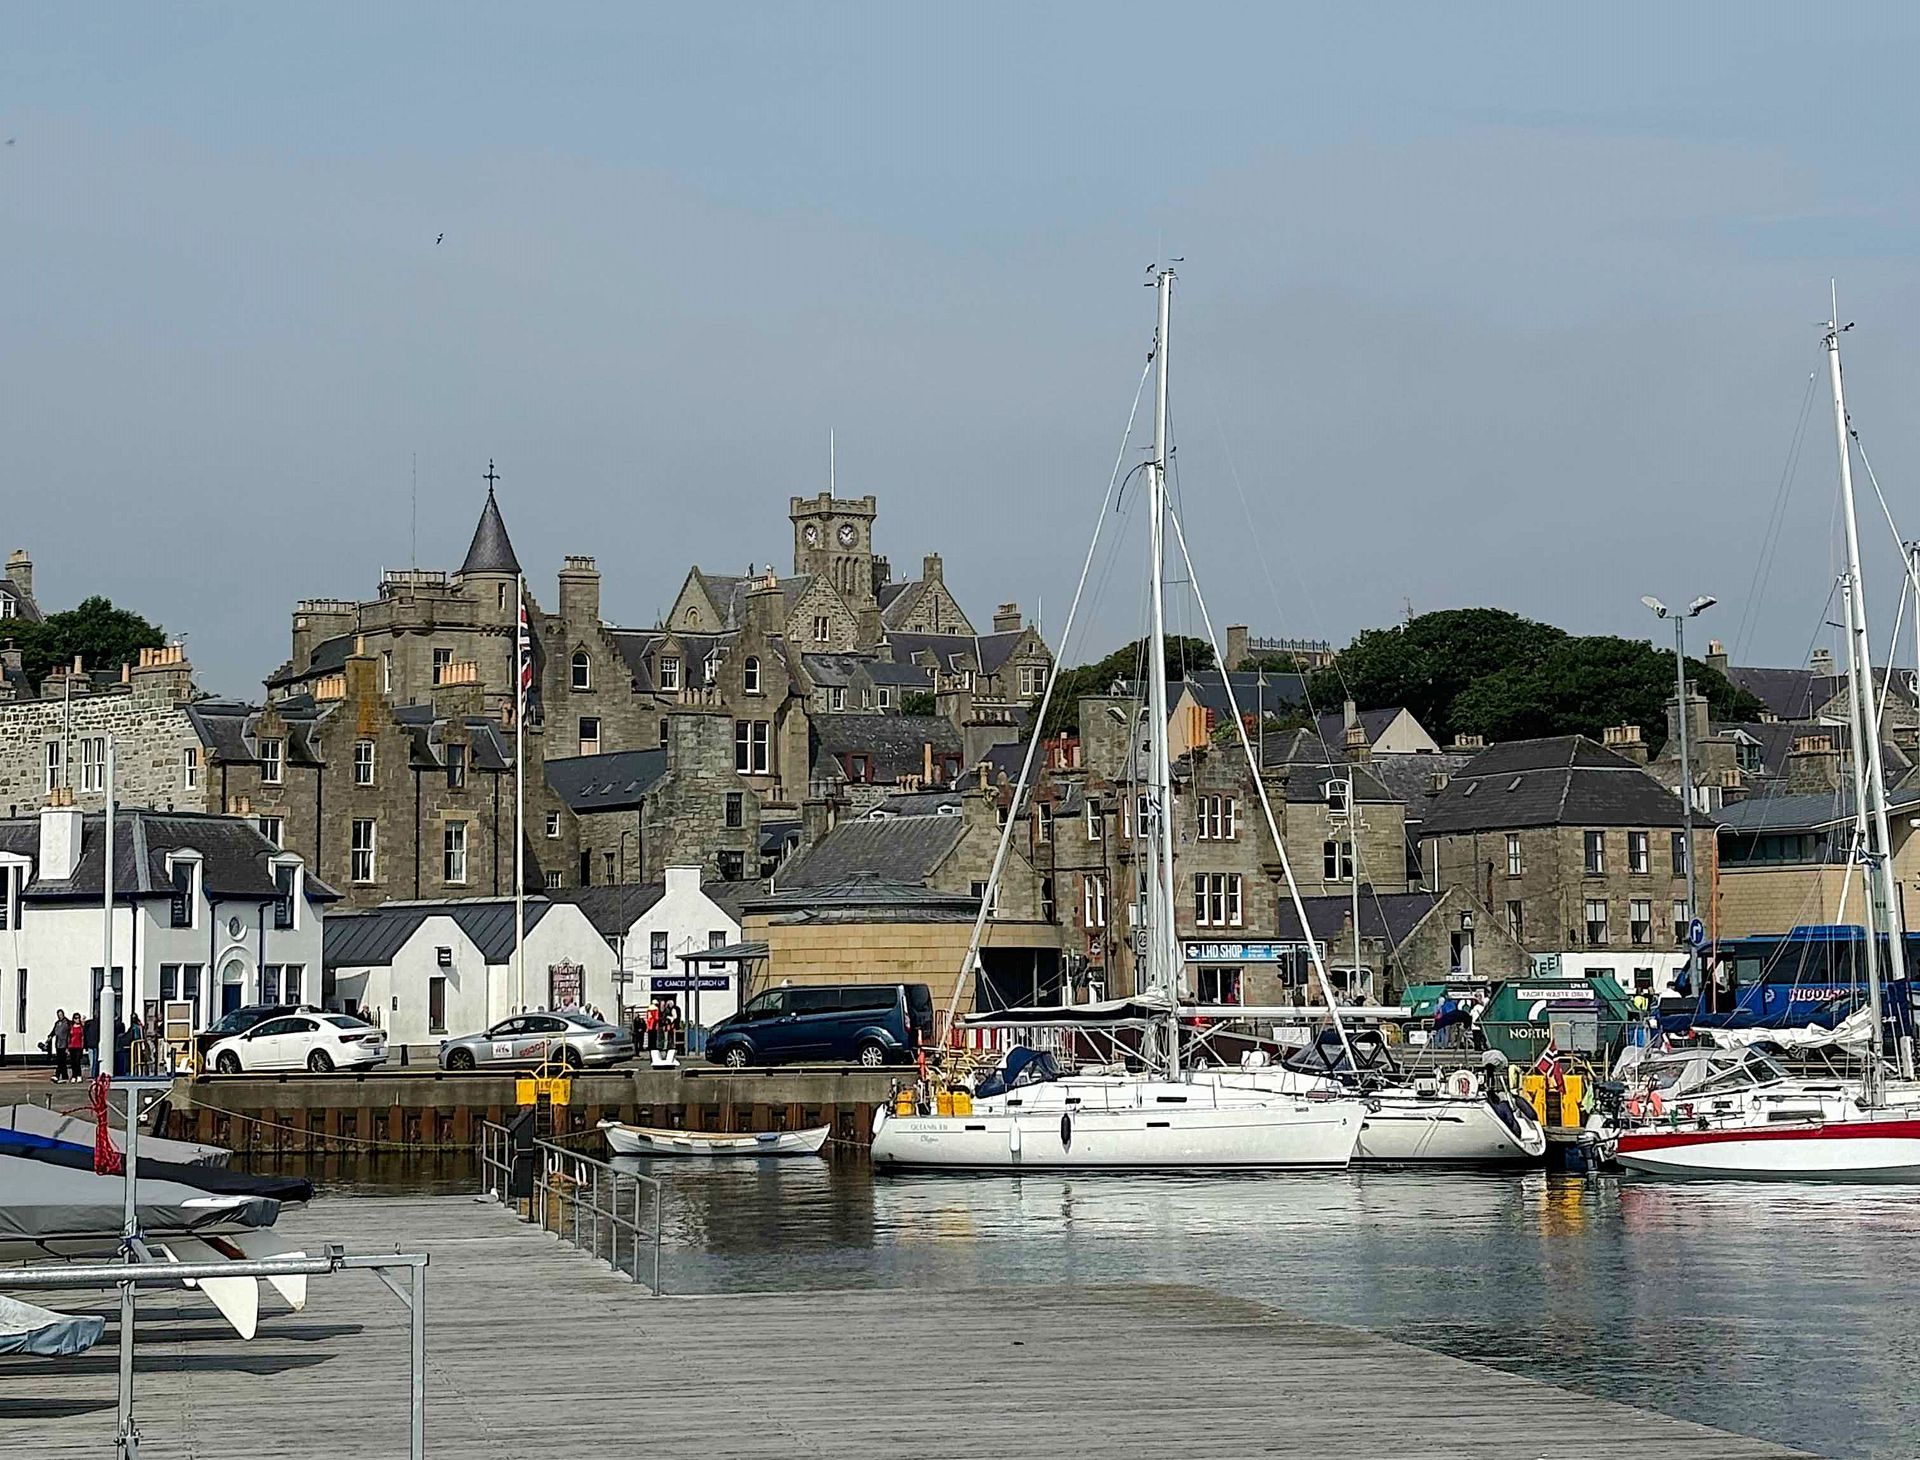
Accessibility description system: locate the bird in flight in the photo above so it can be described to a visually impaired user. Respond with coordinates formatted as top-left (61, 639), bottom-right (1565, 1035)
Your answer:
top-left (435, 232), bottom-right (444, 244)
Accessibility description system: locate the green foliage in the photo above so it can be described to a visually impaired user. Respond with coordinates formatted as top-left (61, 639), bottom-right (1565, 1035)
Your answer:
top-left (1040, 636), bottom-right (1216, 739)
top-left (1306, 609), bottom-right (1563, 741)
top-left (898, 690), bottom-right (937, 717)
top-left (1239, 650), bottom-right (1315, 675)
top-left (6, 596), bottom-right (166, 688)
top-left (1450, 636), bottom-right (1764, 753)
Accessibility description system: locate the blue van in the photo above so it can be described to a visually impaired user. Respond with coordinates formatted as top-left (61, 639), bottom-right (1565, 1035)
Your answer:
top-left (705, 983), bottom-right (934, 1068)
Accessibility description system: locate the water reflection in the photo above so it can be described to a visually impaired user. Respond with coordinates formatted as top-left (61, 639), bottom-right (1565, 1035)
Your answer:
top-left (270, 1150), bottom-right (1914, 1457)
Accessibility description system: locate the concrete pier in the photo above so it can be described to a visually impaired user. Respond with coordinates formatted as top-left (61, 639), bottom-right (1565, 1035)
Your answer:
top-left (3, 1194), bottom-right (1813, 1459)
top-left (158, 1064), bottom-right (896, 1153)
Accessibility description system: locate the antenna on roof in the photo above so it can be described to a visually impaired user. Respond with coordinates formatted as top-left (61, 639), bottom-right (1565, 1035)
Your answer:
top-left (411, 452), bottom-right (418, 570)
top-left (829, 428), bottom-right (836, 494)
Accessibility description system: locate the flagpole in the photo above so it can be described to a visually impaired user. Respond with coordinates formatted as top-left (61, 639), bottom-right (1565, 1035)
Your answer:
top-left (514, 572), bottom-right (526, 1012)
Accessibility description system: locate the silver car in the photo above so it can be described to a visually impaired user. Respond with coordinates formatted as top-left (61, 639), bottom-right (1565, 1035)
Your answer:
top-left (438, 1011), bottom-right (633, 1071)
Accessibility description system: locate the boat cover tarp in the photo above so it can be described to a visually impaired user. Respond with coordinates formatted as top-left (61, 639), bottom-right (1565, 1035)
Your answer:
top-left (0, 1153), bottom-right (279, 1242)
top-left (0, 1133), bottom-right (312, 1204)
top-left (975, 1047), bottom-right (1062, 1099)
top-left (963, 991), bottom-right (1173, 1028)
top-left (0, 1103), bottom-right (231, 1168)
top-left (0, 1293), bottom-right (106, 1357)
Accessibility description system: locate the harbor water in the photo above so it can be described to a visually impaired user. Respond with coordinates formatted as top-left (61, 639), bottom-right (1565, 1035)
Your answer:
top-left (266, 1153), bottom-right (1916, 1458)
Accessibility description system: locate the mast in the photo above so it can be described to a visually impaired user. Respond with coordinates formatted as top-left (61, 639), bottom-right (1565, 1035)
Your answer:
top-left (1826, 295), bottom-right (1904, 1102)
top-left (514, 573), bottom-right (527, 1012)
top-left (1145, 267), bottom-right (1181, 1074)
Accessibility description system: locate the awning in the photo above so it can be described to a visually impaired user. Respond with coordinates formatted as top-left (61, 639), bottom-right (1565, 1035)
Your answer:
top-left (678, 941), bottom-right (768, 964)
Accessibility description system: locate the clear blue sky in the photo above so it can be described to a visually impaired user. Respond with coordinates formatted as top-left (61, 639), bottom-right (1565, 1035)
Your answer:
top-left (8, 5), bottom-right (1920, 692)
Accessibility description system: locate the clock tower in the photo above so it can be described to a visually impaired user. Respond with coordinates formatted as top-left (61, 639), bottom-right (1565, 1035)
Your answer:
top-left (790, 491), bottom-right (879, 607)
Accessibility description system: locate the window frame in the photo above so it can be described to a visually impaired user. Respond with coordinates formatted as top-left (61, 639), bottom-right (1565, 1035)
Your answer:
top-left (259, 736), bottom-right (284, 786)
top-left (443, 821), bottom-right (469, 885)
top-left (1583, 830), bottom-right (1606, 876)
top-left (571, 650), bottom-right (592, 691)
top-left (353, 739), bottom-right (375, 786)
top-left (1628, 829), bottom-right (1650, 875)
top-left (1505, 832), bottom-right (1521, 877)
top-left (350, 818), bottom-right (377, 884)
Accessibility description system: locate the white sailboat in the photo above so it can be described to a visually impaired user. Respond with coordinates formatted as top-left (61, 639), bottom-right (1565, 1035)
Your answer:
top-left (1616, 295), bottom-right (1920, 1181)
top-left (871, 268), bottom-right (1366, 1172)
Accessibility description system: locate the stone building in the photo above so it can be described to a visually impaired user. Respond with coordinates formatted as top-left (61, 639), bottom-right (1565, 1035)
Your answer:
top-left (1262, 885), bottom-right (1530, 1004)
top-left (1419, 735), bottom-right (1713, 997)
top-left (188, 648), bottom-right (519, 911)
top-left (1, 548), bottom-right (42, 626)
top-left (0, 645), bottom-right (202, 817)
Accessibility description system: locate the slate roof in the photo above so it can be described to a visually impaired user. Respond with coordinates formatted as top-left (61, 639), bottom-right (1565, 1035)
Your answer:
top-left (1364, 751), bottom-right (1477, 820)
top-left (1314, 707), bottom-right (1407, 747)
top-left (1419, 735), bottom-right (1689, 835)
top-left (0, 811), bottom-right (338, 902)
top-left (870, 790), bottom-right (965, 817)
top-left (1273, 891), bottom-right (1443, 948)
top-left (771, 814), bottom-right (966, 890)
top-left (1714, 784), bottom-right (1920, 835)
top-left (746, 871), bottom-right (979, 918)
top-left (812, 714), bottom-right (963, 783)
top-left (979, 741), bottom-right (1027, 783)
top-left (0, 575), bottom-right (42, 624)
top-left (1250, 729), bottom-right (1395, 804)
top-left (324, 897), bottom-right (566, 969)
top-left (1728, 664), bottom-right (1919, 722)
top-left (884, 630), bottom-right (1031, 675)
top-left (544, 750), bottom-right (668, 813)
top-left (187, 700), bottom-right (510, 774)
top-left (457, 488), bottom-right (522, 577)
top-left (760, 818), bottom-right (802, 856)
top-left (545, 883), bottom-right (666, 938)
top-left (1177, 670), bottom-right (1309, 717)
top-left (266, 633), bottom-right (355, 689)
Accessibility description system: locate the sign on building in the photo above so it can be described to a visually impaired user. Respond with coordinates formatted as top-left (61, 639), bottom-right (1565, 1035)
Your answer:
top-left (548, 961), bottom-right (583, 1010)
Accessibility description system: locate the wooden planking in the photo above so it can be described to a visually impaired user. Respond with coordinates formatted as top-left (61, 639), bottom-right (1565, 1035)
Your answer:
top-left (0, 1194), bottom-right (1816, 1460)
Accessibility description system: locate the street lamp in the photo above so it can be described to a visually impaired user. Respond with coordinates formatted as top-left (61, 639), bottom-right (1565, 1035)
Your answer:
top-left (1642, 594), bottom-right (1717, 994)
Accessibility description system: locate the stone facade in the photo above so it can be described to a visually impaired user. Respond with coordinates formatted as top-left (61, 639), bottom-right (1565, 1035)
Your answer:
top-left (0, 647), bottom-right (202, 817)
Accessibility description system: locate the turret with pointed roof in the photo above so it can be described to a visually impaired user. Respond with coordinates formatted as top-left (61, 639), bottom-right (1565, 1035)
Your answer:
top-left (458, 485), bottom-right (522, 579)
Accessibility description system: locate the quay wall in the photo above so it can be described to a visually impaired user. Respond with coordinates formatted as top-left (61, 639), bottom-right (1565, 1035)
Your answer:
top-left (159, 1066), bottom-right (896, 1154)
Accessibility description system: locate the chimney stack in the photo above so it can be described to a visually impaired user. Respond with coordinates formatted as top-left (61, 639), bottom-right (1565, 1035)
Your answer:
top-left (992, 603), bottom-right (1023, 633)
top-left (558, 555), bottom-right (601, 625)
top-left (1706, 638), bottom-right (1730, 675)
top-left (38, 795), bottom-right (83, 882)
top-left (1603, 723), bottom-right (1649, 765)
top-left (1225, 625), bottom-right (1249, 672)
top-left (921, 553), bottom-right (943, 584)
top-left (1810, 646), bottom-right (1836, 677)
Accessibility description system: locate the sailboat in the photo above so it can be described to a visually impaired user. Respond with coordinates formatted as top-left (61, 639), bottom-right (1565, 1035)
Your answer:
top-left (870, 268), bottom-right (1367, 1172)
top-left (1616, 297), bottom-right (1920, 1181)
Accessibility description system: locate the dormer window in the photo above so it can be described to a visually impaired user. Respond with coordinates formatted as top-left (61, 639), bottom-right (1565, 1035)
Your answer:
top-left (744, 656), bottom-right (761, 694)
top-left (572, 651), bottom-right (591, 691)
top-left (272, 859), bottom-right (300, 930)
top-left (260, 737), bottom-right (285, 784)
top-left (659, 656), bottom-right (681, 692)
top-left (447, 743), bottom-right (467, 790)
top-left (183, 746), bottom-right (200, 792)
top-left (165, 853), bottom-right (202, 930)
top-left (0, 861), bottom-right (22, 931)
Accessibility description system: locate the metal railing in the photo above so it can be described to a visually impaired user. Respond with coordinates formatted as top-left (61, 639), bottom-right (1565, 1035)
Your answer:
top-left (479, 1121), bottom-right (663, 1292)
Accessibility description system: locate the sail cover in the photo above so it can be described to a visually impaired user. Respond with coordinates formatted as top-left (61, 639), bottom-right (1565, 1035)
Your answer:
top-left (0, 1293), bottom-right (106, 1357)
top-left (0, 1134), bottom-right (312, 1205)
top-left (0, 1154), bottom-right (279, 1242)
top-left (964, 991), bottom-right (1176, 1028)
top-left (0, 1103), bottom-right (231, 1168)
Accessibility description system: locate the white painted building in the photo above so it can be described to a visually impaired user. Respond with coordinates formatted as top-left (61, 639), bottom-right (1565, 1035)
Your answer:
top-left (0, 802), bottom-right (330, 1057)
top-left (551, 866), bottom-right (746, 1027)
top-left (323, 897), bottom-right (620, 1051)
top-left (1530, 949), bottom-right (1691, 1000)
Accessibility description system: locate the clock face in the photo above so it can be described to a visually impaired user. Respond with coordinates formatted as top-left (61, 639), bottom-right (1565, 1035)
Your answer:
top-left (802, 524), bottom-right (819, 545)
top-left (837, 523), bottom-right (858, 547)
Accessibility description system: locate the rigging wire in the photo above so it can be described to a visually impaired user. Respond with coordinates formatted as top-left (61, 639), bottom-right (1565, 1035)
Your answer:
top-left (940, 350), bottom-right (1155, 1036)
top-left (1731, 370), bottom-right (1819, 665)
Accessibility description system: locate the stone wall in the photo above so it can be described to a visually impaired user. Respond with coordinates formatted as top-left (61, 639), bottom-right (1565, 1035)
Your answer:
top-left (0, 677), bottom-right (202, 817)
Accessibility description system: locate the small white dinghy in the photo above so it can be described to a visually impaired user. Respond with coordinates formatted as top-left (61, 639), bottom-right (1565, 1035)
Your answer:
top-left (599, 1121), bottom-right (830, 1158)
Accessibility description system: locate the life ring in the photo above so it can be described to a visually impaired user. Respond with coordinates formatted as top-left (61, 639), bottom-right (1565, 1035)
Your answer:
top-left (1447, 1069), bottom-right (1481, 1099)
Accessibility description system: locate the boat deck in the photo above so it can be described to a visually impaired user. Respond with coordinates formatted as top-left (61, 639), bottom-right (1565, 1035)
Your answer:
top-left (3, 1193), bottom-right (1815, 1459)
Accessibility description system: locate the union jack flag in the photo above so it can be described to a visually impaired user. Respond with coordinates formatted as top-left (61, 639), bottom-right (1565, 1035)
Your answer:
top-left (517, 594), bottom-right (533, 723)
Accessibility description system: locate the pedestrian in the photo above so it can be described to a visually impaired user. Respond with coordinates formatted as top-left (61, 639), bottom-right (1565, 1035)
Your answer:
top-left (67, 1015), bottom-right (88, 1081)
top-left (47, 1009), bottom-right (70, 1082)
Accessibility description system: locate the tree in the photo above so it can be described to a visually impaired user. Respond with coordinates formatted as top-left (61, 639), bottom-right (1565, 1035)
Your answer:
top-left (1040, 635), bottom-right (1216, 739)
top-left (1306, 609), bottom-right (1564, 741)
top-left (1449, 635), bottom-right (1765, 753)
top-left (898, 690), bottom-right (937, 717)
top-left (7, 596), bottom-right (166, 688)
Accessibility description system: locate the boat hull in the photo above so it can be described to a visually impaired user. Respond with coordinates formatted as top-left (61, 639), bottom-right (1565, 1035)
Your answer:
top-left (871, 1099), bottom-right (1362, 1171)
top-left (601, 1122), bottom-right (830, 1158)
top-left (1616, 1117), bottom-right (1920, 1181)
top-left (1354, 1098), bottom-right (1548, 1165)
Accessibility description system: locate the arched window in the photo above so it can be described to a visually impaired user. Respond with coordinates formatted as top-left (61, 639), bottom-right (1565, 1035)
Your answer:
top-left (571, 650), bottom-right (591, 691)
top-left (684, 606), bottom-right (698, 625)
top-left (743, 656), bottom-right (761, 694)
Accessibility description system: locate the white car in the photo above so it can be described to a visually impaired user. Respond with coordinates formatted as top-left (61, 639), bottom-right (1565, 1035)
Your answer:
top-left (207, 1012), bottom-right (389, 1074)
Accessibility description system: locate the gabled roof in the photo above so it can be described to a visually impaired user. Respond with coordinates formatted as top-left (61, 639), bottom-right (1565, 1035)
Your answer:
top-left (771, 814), bottom-right (966, 890)
top-left (884, 630), bottom-right (1034, 675)
top-left (1363, 751), bottom-right (1478, 818)
top-left (0, 577), bottom-right (42, 624)
top-left (1419, 735), bottom-right (1688, 835)
top-left (746, 870), bottom-right (979, 917)
top-left (1714, 784), bottom-right (1920, 836)
top-left (1178, 670), bottom-right (1309, 716)
top-left (1314, 707), bottom-right (1408, 747)
top-left (812, 714), bottom-right (963, 783)
top-left (324, 897), bottom-right (568, 969)
top-left (0, 811), bottom-right (337, 903)
top-left (1728, 664), bottom-right (1918, 722)
top-left (545, 750), bottom-right (669, 813)
top-left (546, 884), bottom-right (666, 938)
top-left (457, 488), bottom-right (521, 577)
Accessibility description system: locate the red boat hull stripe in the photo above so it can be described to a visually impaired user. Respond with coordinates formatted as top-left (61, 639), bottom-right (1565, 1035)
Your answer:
top-left (1619, 1119), bottom-right (1920, 1154)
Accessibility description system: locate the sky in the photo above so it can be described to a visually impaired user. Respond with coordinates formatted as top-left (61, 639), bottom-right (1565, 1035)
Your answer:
top-left (9, 5), bottom-right (1920, 696)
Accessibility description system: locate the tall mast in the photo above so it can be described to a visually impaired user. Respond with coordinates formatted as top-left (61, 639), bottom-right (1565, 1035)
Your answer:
top-left (514, 572), bottom-right (527, 1012)
top-left (1145, 267), bottom-right (1181, 1073)
top-left (1838, 572), bottom-right (1885, 1103)
top-left (1826, 294), bottom-right (1904, 1101)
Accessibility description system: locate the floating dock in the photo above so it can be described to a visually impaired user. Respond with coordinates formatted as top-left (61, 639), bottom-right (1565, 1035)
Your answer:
top-left (4, 1193), bottom-right (1812, 1459)
top-left (156, 1065), bottom-right (895, 1153)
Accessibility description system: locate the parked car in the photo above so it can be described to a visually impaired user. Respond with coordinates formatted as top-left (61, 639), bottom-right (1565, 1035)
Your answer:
top-left (704, 983), bottom-right (933, 1069)
top-left (194, 1004), bottom-right (315, 1063)
top-left (437, 1011), bottom-right (634, 1071)
top-left (206, 1012), bottom-right (389, 1074)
